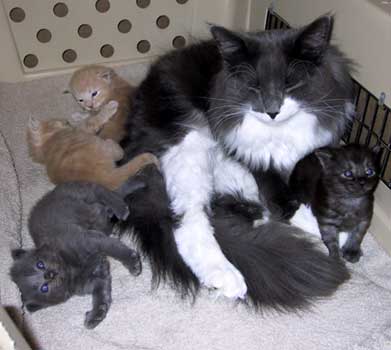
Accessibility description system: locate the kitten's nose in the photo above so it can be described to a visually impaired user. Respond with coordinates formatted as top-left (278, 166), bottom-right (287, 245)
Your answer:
top-left (268, 112), bottom-right (278, 120)
top-left (44, 270), bottom-right (56, 280)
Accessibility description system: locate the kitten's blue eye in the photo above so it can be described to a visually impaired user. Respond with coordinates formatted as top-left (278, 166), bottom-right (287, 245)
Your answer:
top-left (91, 91), bottom-right (98, 97)
top-left (365, 168), bottom-right (375, 177)
top-left (40, 283), bottom-right (49, 293)
top-left (343, 170), bottom-right (353, 178)
top-left (36, 261), bottom-right (45, 270)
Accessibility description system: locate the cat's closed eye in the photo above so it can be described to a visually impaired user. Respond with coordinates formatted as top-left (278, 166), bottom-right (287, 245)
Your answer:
top-left (248, 87), bottom-right (260, 94)
top-left (78, 99), bottom-right (84, 102)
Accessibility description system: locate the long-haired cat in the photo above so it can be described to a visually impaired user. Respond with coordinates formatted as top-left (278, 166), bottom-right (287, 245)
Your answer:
top-left (289, 144), bottom-right (382, 262)
top-left (120, 15), bottom-right (353, 305)
top-left (10, 181), bottom-right (144, 328)
top-left (121, 164), bottom-right (349, 310)
top-left (27, 110), bottom-right (158, 190)
top-left (68, 65), bottom-right (134, 142)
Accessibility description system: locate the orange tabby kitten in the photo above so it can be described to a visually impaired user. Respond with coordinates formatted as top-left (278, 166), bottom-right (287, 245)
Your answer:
top-left (68, 65), bottom-right (134, 143)
top-left (27, 105), bottom-right (158, 190)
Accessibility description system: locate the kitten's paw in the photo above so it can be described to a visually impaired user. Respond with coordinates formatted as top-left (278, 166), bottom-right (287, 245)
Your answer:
top-left (123, 250), bottom-right (142, 276)
top-left (202, 264), bottom-right (247, 299)
top-left (71, 111), bottom-right (90, 122)
top-left (136, 153), bottom-right (160, 171)
top-left (342, 248), bottom-right (362, 263)
top-left (84, 304), bottom-right (109, 329)
top-left (101, 100), bottom-right (119, 119)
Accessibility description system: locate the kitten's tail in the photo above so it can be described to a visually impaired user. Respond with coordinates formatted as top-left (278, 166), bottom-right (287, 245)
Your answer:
top-left (120, 165), bottom-right (349, 310)
top-left (215, 221), bottom-right (350, 310)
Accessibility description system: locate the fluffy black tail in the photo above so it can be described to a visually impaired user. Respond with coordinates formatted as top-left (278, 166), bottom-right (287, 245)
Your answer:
top-left (119, 165), bottom-right (200, 297)
top-left (120, 165), bottom-right (350, 310)
top-left (214, 219), bottom-right (350, 311)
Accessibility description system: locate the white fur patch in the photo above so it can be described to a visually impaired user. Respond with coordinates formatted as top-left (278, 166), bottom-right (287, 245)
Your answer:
top-left (223, 98), bottom-right (333, 173)
top-left (290, 204), bottom-right (351, 248)
top-left (160, 127), bottom-right (247, 299)
top-left (290, 204), bottom-right (321, 238)
top-left (338, 232), bottom-right (349, 249)
top-left (213, 146), bottom-right (260, 203)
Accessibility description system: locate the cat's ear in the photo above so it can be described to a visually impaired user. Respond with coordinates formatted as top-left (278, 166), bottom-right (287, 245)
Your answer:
top-left (295, 15), bottom-right (334, 62)
top-left (372, 144), bottom-right (384, 167)
top-left (99, 68), bottom-right (115, 83)
top-left (28, 116), bottom-right (41, 132)
top-left (11, 249), bottom-right (27, 260)
top-left (315, 147), bottom-right (335, 167)
top-left (210, 26), bottom-right (247, 61)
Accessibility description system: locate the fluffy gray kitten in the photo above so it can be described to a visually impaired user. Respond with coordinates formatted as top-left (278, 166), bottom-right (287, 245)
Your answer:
top-left (10, 181), bottom-right (143, 329)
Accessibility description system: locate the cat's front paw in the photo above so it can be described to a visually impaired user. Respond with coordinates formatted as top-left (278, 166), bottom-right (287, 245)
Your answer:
top-left (123, 250), bottom-right (142, 276)
top-left (101, 100), bottom-right (119, 119)
top-left (71, 111), bottom-right (90, 122)
top-left (342, 248), bottom-right (363, 263)
top-left (135, 153), bottom-right (160, 171)
top-left (84, 303), bottom-right (109, 329)
top-left (202, 264), bottom-right (247, 299)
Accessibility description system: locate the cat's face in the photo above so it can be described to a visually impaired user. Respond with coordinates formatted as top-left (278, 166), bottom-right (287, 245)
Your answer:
top-left (10, 246), bottom-right (70, 312)
top-left (316, 144), bottom-right (381, 196)
top-left (208, 16), bottom-right (352, 145)
top-left (69, 66), bottom-right (114, 112)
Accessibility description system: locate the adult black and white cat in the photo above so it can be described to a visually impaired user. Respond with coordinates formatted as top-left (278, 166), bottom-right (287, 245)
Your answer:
top-left (10, 181), bottom-right (143, 328)
top-left (123, 165), bottom-right (349, 310)
top-left (121, 15), bottom-right (353, 305)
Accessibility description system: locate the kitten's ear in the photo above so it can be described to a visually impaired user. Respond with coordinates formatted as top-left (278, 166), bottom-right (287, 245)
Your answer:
top-left (28, 116), bottom-right (41, 132)
top-left (26, 303), bottom-right (45, 313)
top-left (372, 144), bottom-right (384, 166)
top-left (295, 15), bottom-right (334, 62)
top-left (210, 26), bottom-right (247, 61)
top-left (99, 68), bottom-right (115, 83)
top-left (11, 249), bottom-right (27, 260)
top-left (314, 147), bottom-right (334, 167)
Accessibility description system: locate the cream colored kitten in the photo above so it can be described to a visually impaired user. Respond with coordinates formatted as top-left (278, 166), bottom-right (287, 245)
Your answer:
top-left (68, 65), bottom-right (134, 143)
top-left (27, 105), bottom-right (158, 190)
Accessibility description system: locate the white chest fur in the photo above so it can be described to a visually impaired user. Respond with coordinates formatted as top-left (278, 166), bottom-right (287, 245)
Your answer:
top-left (222, 98), bottom-right (333, 173)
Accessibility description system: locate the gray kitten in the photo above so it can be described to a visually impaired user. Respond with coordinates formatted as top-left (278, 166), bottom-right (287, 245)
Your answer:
top-left (289, 144), bottom-right (382, 262)
top-left (10, 180), bottom-right (143, 329)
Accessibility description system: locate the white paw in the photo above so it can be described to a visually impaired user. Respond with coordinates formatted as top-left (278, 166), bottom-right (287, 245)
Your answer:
top-left (202, 263), bottom-right (247, 299)
top-left (104, 100), bottom-right (119, 115)
top-left (71, 111), bottom-right (90, 122)
top-left (253, 217), bottom-right (269, 228)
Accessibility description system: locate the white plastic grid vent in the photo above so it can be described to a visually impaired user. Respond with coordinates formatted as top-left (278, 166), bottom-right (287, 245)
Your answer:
top-left (3, 0), bottom-right (193, 73)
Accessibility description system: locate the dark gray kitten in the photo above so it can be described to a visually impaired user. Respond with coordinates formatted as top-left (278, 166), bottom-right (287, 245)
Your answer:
top-left (289, 144), bottom-right (382, 262)
top-left (10, 181), bottom-right (143, 329)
